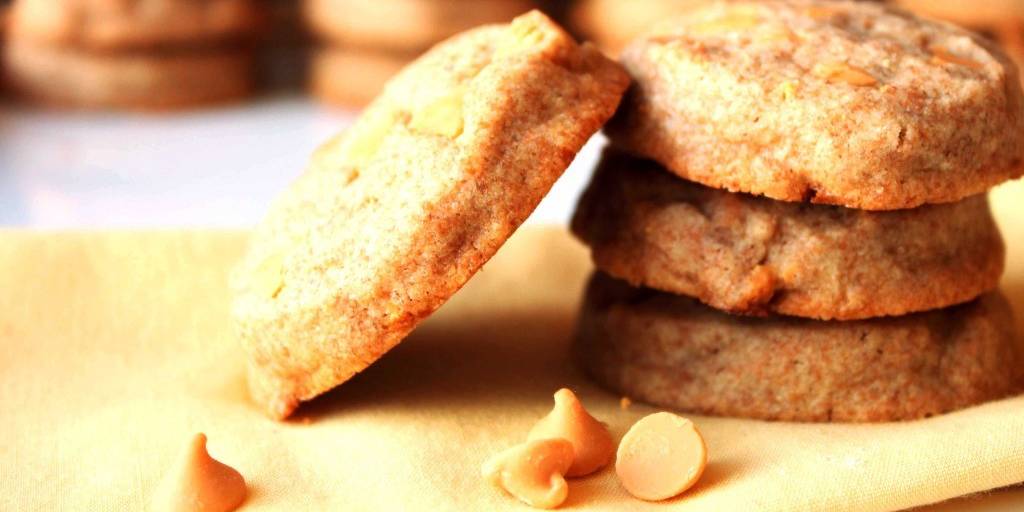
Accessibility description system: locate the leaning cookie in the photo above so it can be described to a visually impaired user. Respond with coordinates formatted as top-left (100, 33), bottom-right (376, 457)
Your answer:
top-left (576, 273), bottom-right (1023, 423)
top-left (232, 11), bottom-right (628, 419)
top-left (607, 0), bottom-right (1024, 210)
top-left (309, 47), bottom-right (410, 109)
top-left (571, 150), bottom-right (1005, 320)
top-left (7, 0), bottom-right (265, 50)
top-left (2, 40), bottom-right (254, 110)
top-left (304, 0), bottom-right (536, 52)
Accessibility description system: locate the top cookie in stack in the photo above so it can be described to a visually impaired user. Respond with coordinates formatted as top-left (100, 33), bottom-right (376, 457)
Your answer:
top-left (607, 0), bottom-right (1024, 210)
top-left (572, 0), bottom-right (1024, 422)
top-left (3, 0), bottom-right (265, 109)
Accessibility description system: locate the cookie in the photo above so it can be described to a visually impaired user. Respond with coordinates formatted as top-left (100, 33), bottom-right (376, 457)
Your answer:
top-left (304, 0), bottom-right (537, 52)
top-left (232, 11), bottom-right (628, 419)
top-left (571, 0), bottom-right (708, 56)
top-left (7, 0), bottom-right (265, 50)
top-left (571, 150), bottom-right (1005, 320)
top-left (576, 273), bottom-right (1023, 423)
top-left (2, 40), bottom-right (254, 109)
top-left (606, 0), bottom-right (1024, 210)
top-left (309, 47), bottom-right (410, 108)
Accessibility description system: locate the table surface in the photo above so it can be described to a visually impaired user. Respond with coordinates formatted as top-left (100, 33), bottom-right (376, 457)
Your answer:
top-left (0, 95), bottom-right (601, 228)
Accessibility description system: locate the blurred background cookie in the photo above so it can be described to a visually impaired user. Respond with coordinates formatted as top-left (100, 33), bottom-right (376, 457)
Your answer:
top-left (893, 0), bottom-right (1024, 74)
top-left (571, 0), bottom-right (710, 55)
top-left (3, 40), bottom-right (254, 110)
top-left (3, 0), bottom-right (265, 110)
top-left (309, 47), bottom-right (412, 109)
top-left (303, 0), bottom-right (540, 108)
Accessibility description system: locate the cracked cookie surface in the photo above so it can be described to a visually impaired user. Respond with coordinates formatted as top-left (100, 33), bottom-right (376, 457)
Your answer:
top-left (607, 0), bottom-right (1024, 210)
top-left (571, 150), bottom-right (1005, 320)
top-left (232, 11), bottom-right (628, 419)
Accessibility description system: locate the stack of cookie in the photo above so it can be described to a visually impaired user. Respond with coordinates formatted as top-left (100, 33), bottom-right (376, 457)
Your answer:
top-left (571, 0), bottom-right (709, 56)
top-left (2, 0), bottom-right (264, 110)
top-left (572, 1), bottom-right (1024, 422)
top-left (305, 0), bottom-right (537, 108)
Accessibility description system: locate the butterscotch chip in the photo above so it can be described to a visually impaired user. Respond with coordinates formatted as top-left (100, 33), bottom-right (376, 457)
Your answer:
top-left (304, 0), bottom-right (538, 51)
top-left (482, 438), bottom-right (574, 509)
top-left (607, 0), bottom-right (1024, 210)
top-left (571, 150), bottom-right (1005, 320)
top-left (154, 434), bottom-right (247, 512)
top-left (232, 11), bottom-right (628, 420)
top-left (616, 413), bottom-right (707, 501)
top-left (2, 40), bottom-right (254, 110)
top-left (7, 0), bottom-right (264, 50)
top-left (576, 273), bottom-right (1024, 423)
top-left (527, 388), bottom-right (614, 477)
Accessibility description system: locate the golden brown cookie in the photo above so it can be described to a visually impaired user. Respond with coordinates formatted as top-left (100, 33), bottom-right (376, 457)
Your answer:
top-left (2, 40), bottom-right (254, 110)
top-left (571, 0), bottom-right (708, 55)
top-left (232, 11), bottom-right (628, 420)
top-left (607, 0), bottom-right (1024, 210)
top-left (304, 0), bottom-right (537, 51)
top-left (893, 0), bottom-right (1024, 28)
top-left (576, 272), bottom-right (1023, 423)
top-left (7, 0), bottom-right (265, 50)
top-left (571, 150), bottom-right (1005, 320)
top-left (309, 47), bottom-right (411, 109)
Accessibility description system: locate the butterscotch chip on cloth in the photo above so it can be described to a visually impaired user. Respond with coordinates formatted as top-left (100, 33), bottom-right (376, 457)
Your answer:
top-left (7, 0), bottom-right (265, 50)
top-left (2, 40), bottom-right (254, 110)
top-left (571, 150), bottom-right (1005, 320)
top-left (576, 273), bottom-right (1024, 423)
top-left (232, 11), bottom-right (628, 420)
top-left (606, 0), bottom-right (1024, 210)
top-left (309, 47), bottom-right (410, 109)
top-left (304, 0), bottom-right (537, 51)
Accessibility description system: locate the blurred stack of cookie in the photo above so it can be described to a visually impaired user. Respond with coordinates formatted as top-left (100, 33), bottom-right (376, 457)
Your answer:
top-left (571, 0), bottom-right (709, 56)
top-left (2, 0), bottom-right (264, 110)
top-left (304, 0), bottom-right (538, 108)
top-left (571, 1), bottom-right (1024, 422)
top-left (894, 0), bottom-right (1024, 78)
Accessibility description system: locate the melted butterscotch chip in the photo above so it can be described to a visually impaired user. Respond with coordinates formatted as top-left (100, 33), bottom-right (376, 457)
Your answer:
top-left (252, 253), bottom-right (284, 299)
top-left (929, 46), bottom-right (984, 70)
top-left (691, 12), bottom-right (760, 35)
top-left (812, 61), bottom-right (877, 86)
top-left (408, 92), bottom-right (465, 138)
top-left (154, 433), bottom-right (247, 512)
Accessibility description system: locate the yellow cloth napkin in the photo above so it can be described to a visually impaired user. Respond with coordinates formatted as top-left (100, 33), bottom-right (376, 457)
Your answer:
top-left (2, 181), bottom-right (1024, 511)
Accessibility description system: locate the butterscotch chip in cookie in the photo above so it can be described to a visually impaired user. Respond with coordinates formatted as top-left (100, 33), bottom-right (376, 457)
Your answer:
top-left (2, 40), bottom-right (255, 110)
top-left (571, 150), bottom-right (1005, 320)
top-left (232, 11), bottom-right (628, 420)
top-left (309, 47), bottom-right (411, 109)
top-left (607, 0), bottom-right (1024, 210)
top-left (576, 273), bottom-right (1024, 423)
top-left (304, 0), bottom-right (537, 52)
top-left (7, 0), bottom-right (265, 50)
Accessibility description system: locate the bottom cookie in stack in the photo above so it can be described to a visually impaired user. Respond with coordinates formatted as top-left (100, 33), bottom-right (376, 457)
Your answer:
top-left (575, 272), bottom-right (1023, 423)
top-left (2, 41), bottom-right (254, 110)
